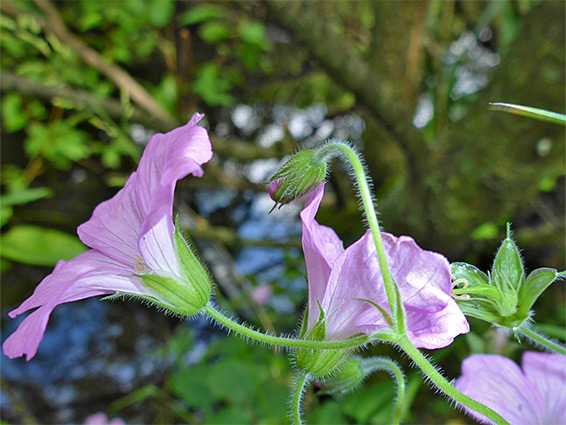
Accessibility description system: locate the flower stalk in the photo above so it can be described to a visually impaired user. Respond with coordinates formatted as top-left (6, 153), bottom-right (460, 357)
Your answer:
top-left (314, 141), bottom-right (404, 334)
top-left (518, 326), bottom-right (566, 355)
top-left (204, 303), bottom-right (395, 350)
top-left (291, 372), bottom-right (311, 425)
top-left (397, 335), bottom-right (510, 425)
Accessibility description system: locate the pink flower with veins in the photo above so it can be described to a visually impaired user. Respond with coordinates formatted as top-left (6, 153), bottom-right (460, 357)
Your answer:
top-left (455, 352), bottom-right (566, 425)
top-left (301, 183), bottom-right (469, 348)
top-left (3, 113), bottom-right (212, 361)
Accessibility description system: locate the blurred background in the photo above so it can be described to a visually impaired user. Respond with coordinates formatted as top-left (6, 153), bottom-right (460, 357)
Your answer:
top-left (1, 1), bottom-right (564, 424)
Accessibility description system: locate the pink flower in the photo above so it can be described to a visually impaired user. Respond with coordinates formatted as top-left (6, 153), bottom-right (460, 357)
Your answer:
top-left (3, 114), bottom-right (213, 361)
top-left (300, 184), bottom-right (469, 348)
top-left (455, 352), bottom-right (566, 425)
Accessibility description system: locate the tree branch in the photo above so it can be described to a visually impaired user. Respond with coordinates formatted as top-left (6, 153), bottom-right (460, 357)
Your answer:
top-left (263, 0), bottom-right (427, 165)
top-left (1, 71), bottom-right (285, 162)
top-left (33, 0), bottom-right (176, 127)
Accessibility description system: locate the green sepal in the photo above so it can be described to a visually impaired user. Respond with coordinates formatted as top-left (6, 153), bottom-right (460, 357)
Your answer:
top-left (491, 231), bottom-right (524, 316)
top-left (452, 285), bottom-right (501, 299)
top-left (307, 300), bottom-right (326, 341)
top-left (451, 262), bottom-right (489, 287)
top-left (517, 268), bottom-right (559, 317)
top-left (295, 301), bottom-right (348, 377)
top-left (297, 304), bottom-right (309, 340)
top-left (393, 282), bottom-right (407, 336)
top-left (353, 298), bottom-right (393, 328)
top-left (457, 302), bottom-right (505, 324)
top-left (174, 219), bottom-right (212, 307)
top-left (139, 273), bottom-right (204, 316)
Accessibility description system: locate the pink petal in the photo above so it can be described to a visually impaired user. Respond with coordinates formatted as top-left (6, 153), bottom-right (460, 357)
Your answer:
top-left (300, 184), bottom-right (468, 346)
top-left (321, 230), bottom-right (388, 340)
top-left (455, 354), bottom-right (544, 425)
top-left (522, 352), bottom-right (566, 424)
top-left (3, 250), bottom-right (150, 361)
top-left (301, 183), bottom-right (344, 331)
top-left (78, 114), bottom-right (212, 272)
top-left (382, 233), bottom-right (451, 313)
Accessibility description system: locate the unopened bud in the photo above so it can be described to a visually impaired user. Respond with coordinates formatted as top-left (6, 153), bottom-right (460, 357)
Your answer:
top-left (317, 356), bottom-right (365, 395)
top-left (268, 149), bottom-right (327, 207)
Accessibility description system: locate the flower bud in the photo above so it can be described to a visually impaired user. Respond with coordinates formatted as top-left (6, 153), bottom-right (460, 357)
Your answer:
top-left (268, 149), bottom-right (327, 207)
top-left (451, 225), bottom-right (562, 330)
top-left (317, 356), bottom-right (365, 395)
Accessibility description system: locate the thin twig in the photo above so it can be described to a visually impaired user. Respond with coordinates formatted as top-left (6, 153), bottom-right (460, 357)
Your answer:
top-left (33, 0), bottom-right (176, 126)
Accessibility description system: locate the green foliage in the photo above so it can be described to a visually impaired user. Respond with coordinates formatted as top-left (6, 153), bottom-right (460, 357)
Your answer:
top-left (0, 186), bottom-right (52, 228)
top-left (168, 336), bottom-right (291, 424)
top-left (26, 120), bottom-right (91, 169)
top-left (1, 225), bottom-right (87, 266)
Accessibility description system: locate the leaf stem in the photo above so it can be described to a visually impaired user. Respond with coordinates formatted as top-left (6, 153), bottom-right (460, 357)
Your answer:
top-left (397, 336), bottom-right (509, 425)
top-left (519, 326), bottom-right (566, 355)
top-left (204, 303), bottom-right (390, 349)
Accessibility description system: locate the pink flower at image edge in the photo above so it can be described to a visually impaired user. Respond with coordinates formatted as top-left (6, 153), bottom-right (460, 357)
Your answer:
top-left (300, 183), bottom-right (469, 348)
top-left (3, 113), bottom-right (212, 361)
top-left (455, 352), bottom-right (566, 425)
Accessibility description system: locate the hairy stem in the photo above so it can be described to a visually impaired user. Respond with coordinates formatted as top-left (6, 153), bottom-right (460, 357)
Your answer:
top-left (204, 303), bottom-right (392, 349)
top-left (362, 357), bottom-right (406, 425)
top-left (291, 372), bottom-right (311, 425)
top-left (519, 326), bottom-right (566, 355)
top-left (398, 336), bottom-right (509, 425)
top-left (316, 141), bottom-right (403, 332)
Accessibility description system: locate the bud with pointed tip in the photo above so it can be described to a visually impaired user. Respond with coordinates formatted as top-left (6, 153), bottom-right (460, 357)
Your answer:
top-left (268, 149), bottom-right (327, 208)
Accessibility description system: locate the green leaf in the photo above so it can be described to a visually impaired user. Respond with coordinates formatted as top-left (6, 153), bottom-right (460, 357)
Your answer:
top-left (0, 187), bottom-right (52, 207)
top-left (489, 103), bottom-right (566, 125)
top-left (517, 268), bottom-right (559, 317)
top-left (0, 207), bottom-right (13, 228)
top-left (146, 0), bottom-right (175, 27)
top-left (2, 92), bottom-right (29, 132)
top-left (0, 225), bottom-right (87, 266)
top-left (239, 21), bottom-right (272, 50)
top-left (470, 221), bottom-right (499, 240)
top-left (199, 21), bottom-right (231, 44)
top-left (180, 5), bottom-right (226, 26)
top-left (193, 63), bottom-right (235, 106)
top-left (26, 121), bottom-right (91, 169)
top-left (169, 365), bottom-right (216, 409)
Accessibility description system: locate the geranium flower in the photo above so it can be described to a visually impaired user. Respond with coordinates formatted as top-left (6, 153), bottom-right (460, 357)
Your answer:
top-left (300, 183), bottom-right (469, 348)
top-left (455, 352), bottom-right (566, 424)
top-left (3, 113), bottom-right (213, 361)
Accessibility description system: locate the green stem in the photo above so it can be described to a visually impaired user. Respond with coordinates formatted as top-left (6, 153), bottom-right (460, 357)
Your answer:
top-left (315, 141), bottom-right (402, 331)
top-left (361, 357), bottom-right (406, 425)
top-left (519, 326), bottom-right (566, 355)
top-left (291, 372), bottom-right (311, 425)
top-left (204, 303), bottom-right (390, 349)
top-left (397, 336), bottom-right (509, 425)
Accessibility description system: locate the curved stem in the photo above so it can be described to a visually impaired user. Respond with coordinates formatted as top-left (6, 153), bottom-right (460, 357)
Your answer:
top-left (398, 336), bottom-right (509, 425)
top-left (361, 357), bottom-right (406, 425)
top-left (519, 326), bottom-right (566, 355)
top-left (291, 372), bottom-right (311, 425)
top-left (204, 303), bottom-right (391, 349)
top-left (316, 141), bottom-right (402, 331)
